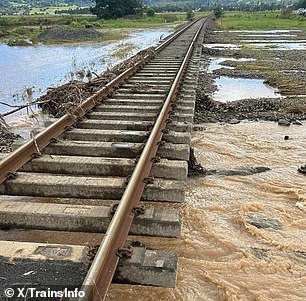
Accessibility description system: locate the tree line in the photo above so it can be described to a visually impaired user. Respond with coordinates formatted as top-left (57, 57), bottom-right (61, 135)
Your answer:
top-left (91, 0), bottom-right (144, 19)
top-left (91, 0), bottom-right (305, 19)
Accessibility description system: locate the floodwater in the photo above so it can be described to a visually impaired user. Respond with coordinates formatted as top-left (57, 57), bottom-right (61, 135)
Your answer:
top-left (216, 30), bottom-right (302, 33)
top-left (207, 57), bottom-right (256, 72)
top-left (248, 43), bottom-right (306, 50)
top-left (0, 27), bottom-right (172, 137)
top-left (213, 77), bottom-right (280, 102)
top-left (202, 43), bottom-right (240, 50)
top-left (241, 40), bottom-right (306, 43)
top-left (107, 121), bottom-right (306, 300)
top-left (238, 34), bottom-right (297, 37)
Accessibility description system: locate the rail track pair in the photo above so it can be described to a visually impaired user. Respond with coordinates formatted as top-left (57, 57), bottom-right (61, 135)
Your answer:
top-left (0, 17), bottom-right (209, 301)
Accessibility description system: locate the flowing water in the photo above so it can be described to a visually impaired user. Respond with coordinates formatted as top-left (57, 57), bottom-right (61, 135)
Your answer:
top-left (107, 121), bottom-right (306, 301)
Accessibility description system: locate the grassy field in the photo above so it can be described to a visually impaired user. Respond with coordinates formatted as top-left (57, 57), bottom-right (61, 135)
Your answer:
top-left (218, 11), bottom-right (306, 30)
top-left (30, 6), bottom-right (80, 15)
top-left (0, 14), bottom-right (96, 26)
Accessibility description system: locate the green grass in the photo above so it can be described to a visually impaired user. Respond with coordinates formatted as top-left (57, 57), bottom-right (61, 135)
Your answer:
top-left (218, 11), bottom-right (306, 30)
top-left (236, 63), bottom-right (273, 71)
top-left (30, 5), bottom-right (80, 15)
top-left (93, 13), bottom-right (186, 29)
top-left (112, 42), bottom-right (136, 59)
top-left (0, 14), bottom-right (96, 27)
top-left (0, 11), bottom-right (208, 28)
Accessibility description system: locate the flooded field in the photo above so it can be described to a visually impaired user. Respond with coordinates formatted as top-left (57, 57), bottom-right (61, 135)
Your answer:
top-left (0, 28), bottom-right (172, 138)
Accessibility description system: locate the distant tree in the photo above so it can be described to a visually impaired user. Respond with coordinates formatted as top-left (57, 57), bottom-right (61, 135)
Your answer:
top-left (91, 0), bottom-right (143, 19)
top-left (280, 7), bottom-right (292, 18)
top-left (298, 0), bottom-right (306, 8)
top-left (213, 5), bottom-right (223, 18)
top-left (146, 7), bottom-right (155, 17)
top-left (186, 10), bottom-right (194, 21)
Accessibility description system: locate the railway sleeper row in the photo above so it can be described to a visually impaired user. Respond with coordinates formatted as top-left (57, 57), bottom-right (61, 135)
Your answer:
top-left (0, 19), bottom-right (206, 294)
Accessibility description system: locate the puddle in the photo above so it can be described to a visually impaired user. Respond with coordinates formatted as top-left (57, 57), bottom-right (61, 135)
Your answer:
top-left (216, 30), bottom-right (301, 33)
top-left (213, 77), bottom-right (280, 102)
top-left (286, 94), bottom-right (306, 98)
top-left (283, 70), bottom-right (306, 73)
top-left (238, 34), bottom-right (297, 37)
top-left (241, 40), bottom-right (306, 43)
top-left (207, 58), bottom-right (234, 72)
top-left (248, 43), bottom-right (306, 50)
top-left (202, 43), bottom-right (240, 50)
top-left (207, 57), bottom-right (256, 72)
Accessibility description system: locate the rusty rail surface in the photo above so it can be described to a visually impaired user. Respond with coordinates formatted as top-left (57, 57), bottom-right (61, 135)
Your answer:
top-left (77, 18), bottom-right (207, 301)
top-left (0, 18), bottom-right (199, 184)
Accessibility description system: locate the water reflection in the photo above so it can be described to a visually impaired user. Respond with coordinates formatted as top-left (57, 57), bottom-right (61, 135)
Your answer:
top-left (207, 57), bottom-right (256, 72)
top-left (202, 43), bottom-right (240, 50)
top-left (0, 28), bottom-right (172, 137)
top-left (0, 28), bottom-right (172, 111)
top-left (241, 40), bottom-right (306, 43)
top-left (216, 30), bottom-right (302, 33)
top-left (238, 34), bottom-right (297, 37)
top-left (213, 76), bottom-right (280, 102)
top-left (248, 42), bottom-right (306, 50)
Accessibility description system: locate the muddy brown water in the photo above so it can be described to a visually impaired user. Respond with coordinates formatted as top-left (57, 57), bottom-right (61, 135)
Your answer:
top-left (106, 121), bottom-right (306, 301)
top-left (1, 122), bottom-right (305, 300)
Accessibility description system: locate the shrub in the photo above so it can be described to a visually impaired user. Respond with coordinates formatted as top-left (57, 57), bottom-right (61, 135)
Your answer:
top-left (146, 8), bottom-right (155, 17)
top-left (214, 6), bottom-right (223, 19)
top-left (186, 10), bottom-right (194, 21)
top-left (161, 14), bottom-right (178, 23)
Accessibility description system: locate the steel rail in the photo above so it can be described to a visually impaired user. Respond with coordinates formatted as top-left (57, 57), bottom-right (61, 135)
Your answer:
top-left (77, 18), bottom-right (207, 301)
top-left (0, 19), bottom-right (198, 184)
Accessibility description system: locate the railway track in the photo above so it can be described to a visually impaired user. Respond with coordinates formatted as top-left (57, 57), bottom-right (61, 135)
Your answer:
top-left (0, 17), bottom-right (208, 301)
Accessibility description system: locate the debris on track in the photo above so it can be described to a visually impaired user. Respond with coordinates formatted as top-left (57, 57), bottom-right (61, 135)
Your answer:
top-left (0, 116), bottom-right (20, 153)
top-left (188, 147), bottom-right (205, 177)
top-left (38, 48), bottom-right (156, 117)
